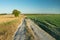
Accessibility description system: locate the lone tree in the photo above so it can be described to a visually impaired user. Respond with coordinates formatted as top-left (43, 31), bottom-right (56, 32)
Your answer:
top-left (12, 9), bottom-right (21, 17)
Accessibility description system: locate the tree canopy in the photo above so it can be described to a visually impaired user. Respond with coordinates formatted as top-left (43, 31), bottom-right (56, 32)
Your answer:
top-left (12, 9), bottom-right (21, 17)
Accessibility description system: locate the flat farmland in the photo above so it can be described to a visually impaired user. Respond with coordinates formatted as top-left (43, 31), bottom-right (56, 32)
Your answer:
top-left (26, 14), bottom-right (60, 27)
top-left (0, 15), bottom-right (25, 40)
top-left (25, 14), bottom-right (60, 40)
top-left (0, 15), bottom-right (16, 23)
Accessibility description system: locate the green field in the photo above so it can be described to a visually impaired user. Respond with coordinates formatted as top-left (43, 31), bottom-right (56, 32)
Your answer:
top-left (25, 14), bottom-right (60, 40)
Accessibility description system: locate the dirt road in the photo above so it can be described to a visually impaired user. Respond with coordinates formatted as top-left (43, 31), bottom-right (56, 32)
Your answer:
top-left (13, 19), bottom-right (56, 40)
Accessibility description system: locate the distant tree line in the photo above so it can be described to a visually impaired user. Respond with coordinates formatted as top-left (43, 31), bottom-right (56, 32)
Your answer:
top-left (0, 13), bottom-right (7, 15)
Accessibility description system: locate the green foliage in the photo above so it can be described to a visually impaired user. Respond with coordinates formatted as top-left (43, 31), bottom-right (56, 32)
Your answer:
top-left (12, 9), bottom-right (21, 17)
top-left (26, 14), bottom-right (60, 27)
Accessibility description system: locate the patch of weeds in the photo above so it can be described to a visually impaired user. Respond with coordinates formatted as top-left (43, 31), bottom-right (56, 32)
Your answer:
top-left (0, 28), bottom-right (7, 35)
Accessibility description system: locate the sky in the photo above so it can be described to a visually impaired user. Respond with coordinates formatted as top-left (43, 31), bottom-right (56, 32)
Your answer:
top-left (0, 0), bottom-right (60, 14)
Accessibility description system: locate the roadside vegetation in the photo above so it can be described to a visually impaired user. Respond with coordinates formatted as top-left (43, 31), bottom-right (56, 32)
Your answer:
top-left (0, 14), bottom-right (25, 40)
top-left (25, 14), bottom-right (60, 40)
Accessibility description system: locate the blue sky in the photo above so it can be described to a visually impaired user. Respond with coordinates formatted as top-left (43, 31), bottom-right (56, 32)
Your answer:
top-left (0, 0), bottom-right (60, 14)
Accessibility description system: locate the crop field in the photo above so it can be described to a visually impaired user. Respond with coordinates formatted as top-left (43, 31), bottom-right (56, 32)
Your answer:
top-left (25, 14), bottom-right (60, 40)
